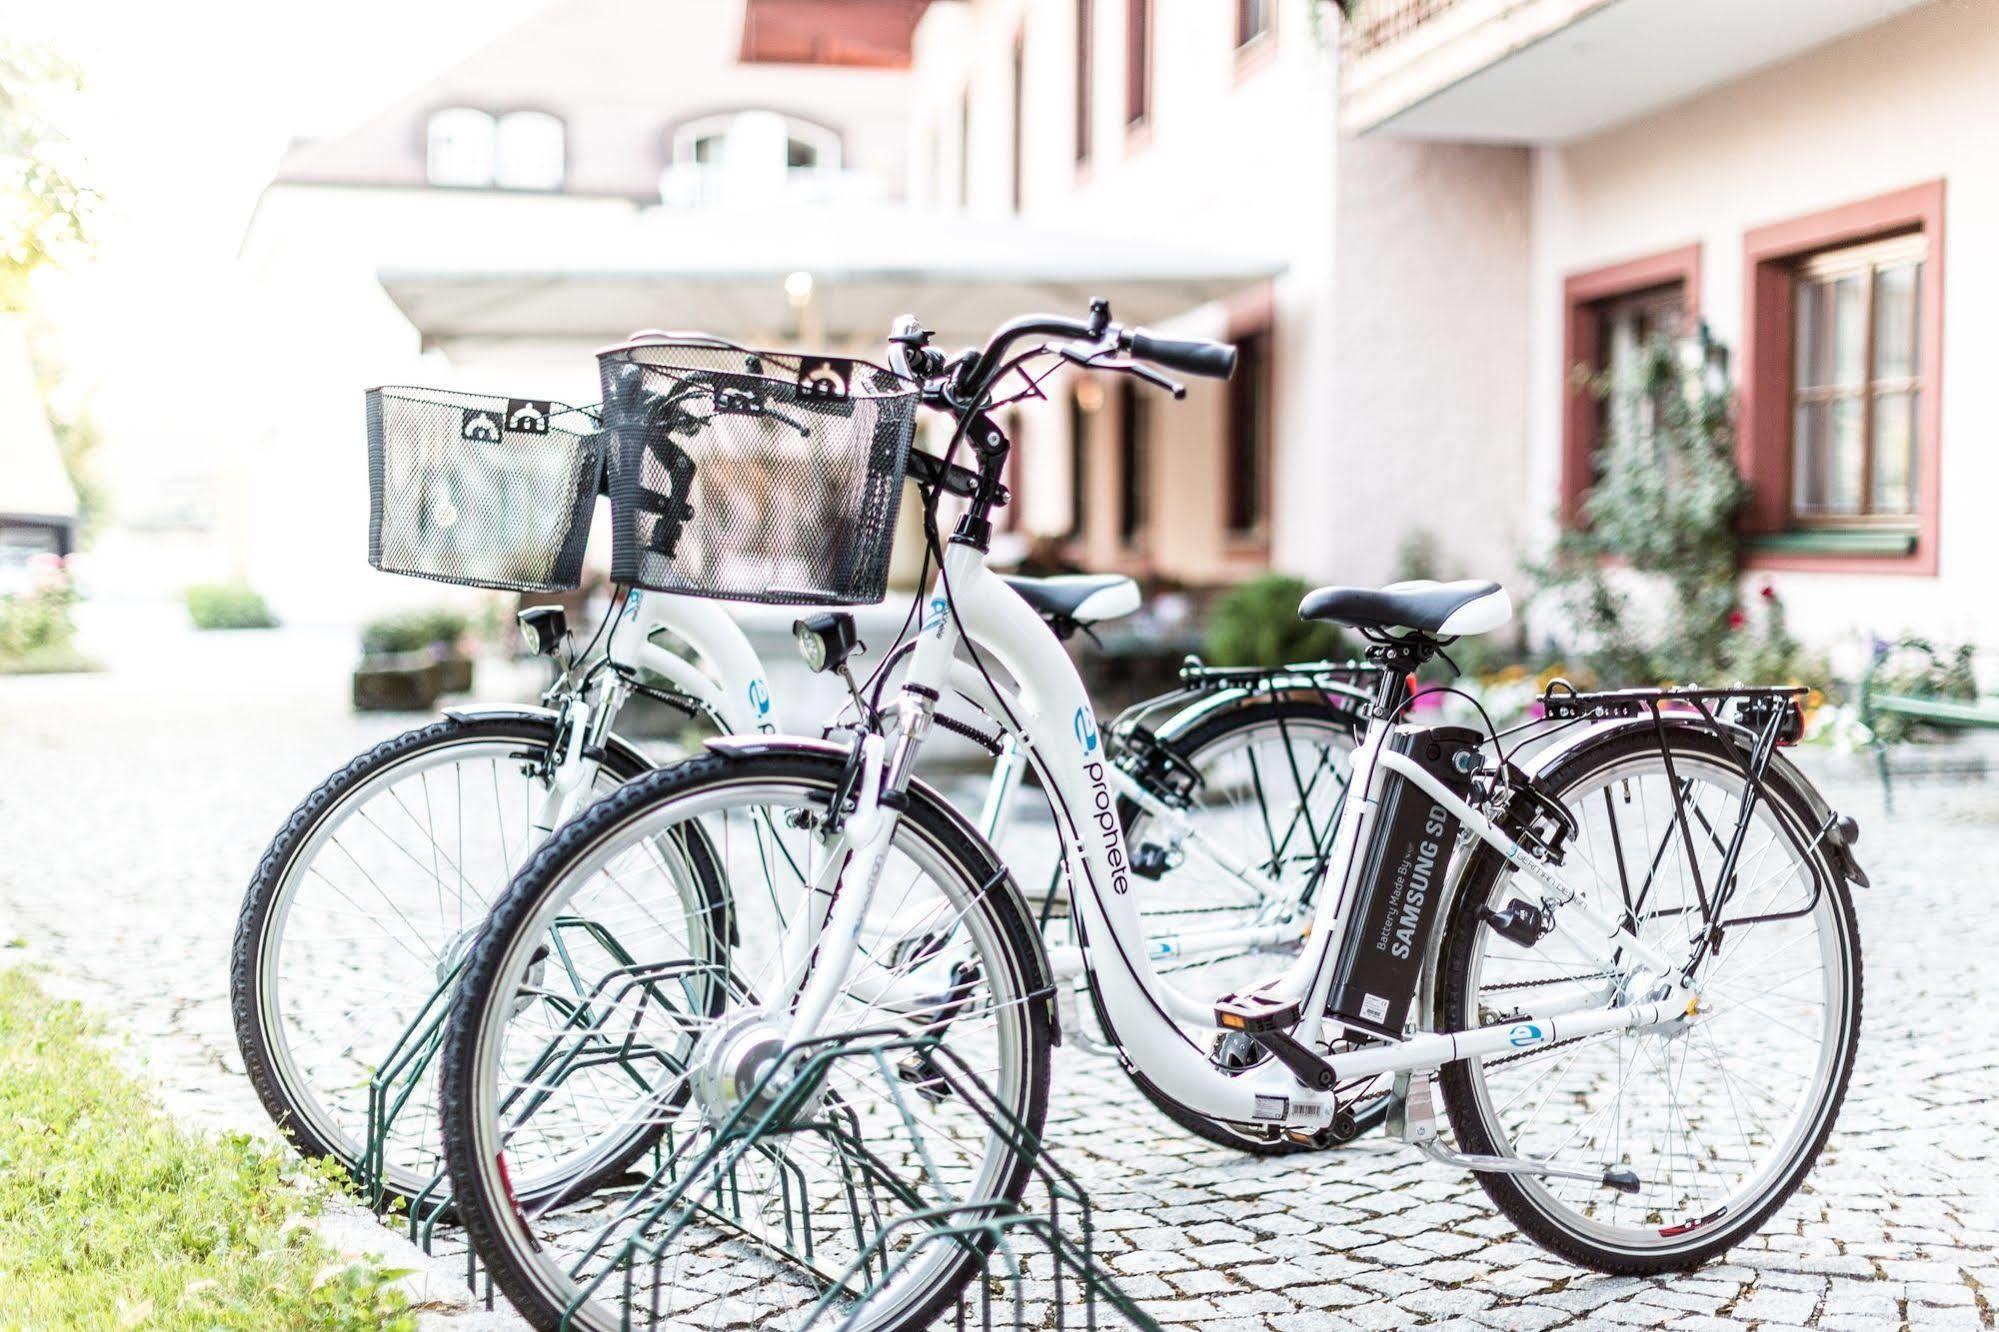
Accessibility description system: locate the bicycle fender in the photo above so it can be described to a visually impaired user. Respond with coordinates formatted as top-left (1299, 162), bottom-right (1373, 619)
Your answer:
top-left (703, 734), bottom-right (1062, 1041)
top-left (440, 705), bottom-right (658, 778)
top-left (1131, 681), bottom-right (1373, 749)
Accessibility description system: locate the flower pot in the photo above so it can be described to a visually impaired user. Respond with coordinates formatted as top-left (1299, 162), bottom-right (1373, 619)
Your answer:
top-left (353, 650), bottom-right (443, 712)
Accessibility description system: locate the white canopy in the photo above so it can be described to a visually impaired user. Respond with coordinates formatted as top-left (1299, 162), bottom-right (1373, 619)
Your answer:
top-left (379, 204), bottom-right (1284, 354)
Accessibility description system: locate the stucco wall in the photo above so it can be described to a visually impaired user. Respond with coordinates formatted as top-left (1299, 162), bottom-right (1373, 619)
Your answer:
top-left (1527, 0), bottom-right (1999, 653)
top-left (1323, 134), bottom-right (1533, 589)
top-left (908, 0), bottom-right (1344, 586)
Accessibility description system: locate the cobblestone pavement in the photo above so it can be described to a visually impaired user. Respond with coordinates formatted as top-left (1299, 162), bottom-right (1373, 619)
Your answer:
top-left (3, 616), bottom-right (1997, 1330)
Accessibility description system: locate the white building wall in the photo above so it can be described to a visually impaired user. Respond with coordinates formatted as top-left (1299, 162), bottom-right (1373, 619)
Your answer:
top-left (1525, 0), bottom-right (1999, 652)
top-left (907, 0), bottom-right (1532, 595)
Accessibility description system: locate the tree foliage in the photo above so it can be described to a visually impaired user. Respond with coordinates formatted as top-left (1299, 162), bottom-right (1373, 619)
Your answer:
top-left (0, 40), bottom-right (95, 310)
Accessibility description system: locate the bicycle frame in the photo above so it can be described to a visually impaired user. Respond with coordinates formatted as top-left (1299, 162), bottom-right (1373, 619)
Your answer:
top-left (529, 588), bottom-right (1319, 992)
top-left (799, 538), bottom-right (1697, 1136)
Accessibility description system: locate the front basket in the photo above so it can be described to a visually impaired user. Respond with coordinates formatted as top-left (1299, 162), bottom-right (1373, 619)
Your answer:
top-left (598, 341), bottom-right (919, 606)
top-left (366, 387), bottom-right (604, 593)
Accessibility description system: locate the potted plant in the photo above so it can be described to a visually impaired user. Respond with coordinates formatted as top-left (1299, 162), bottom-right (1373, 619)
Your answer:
top-left (353, 607), bottom-right (473, 711)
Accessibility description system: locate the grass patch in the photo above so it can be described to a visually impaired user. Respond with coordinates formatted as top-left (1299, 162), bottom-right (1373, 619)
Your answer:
top-left (0, 643), bottom-right (102, 675)
top-left (0, 968), bottom-right (415, 1329)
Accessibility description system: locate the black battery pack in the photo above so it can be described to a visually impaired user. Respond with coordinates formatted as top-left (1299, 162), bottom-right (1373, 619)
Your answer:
top-left (1325, 725), bottom-right (1483, 1038)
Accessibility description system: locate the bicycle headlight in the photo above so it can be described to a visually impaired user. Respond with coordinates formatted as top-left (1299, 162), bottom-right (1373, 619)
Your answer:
top-left (793, 613), bottom-right (857, 675)
top-left (517, 605), bottom-right (568, 657)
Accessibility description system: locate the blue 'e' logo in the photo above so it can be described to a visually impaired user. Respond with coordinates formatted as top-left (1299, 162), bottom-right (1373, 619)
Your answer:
top-left (747, 678), bottom-right (771, 717)
top-left (1074, 708), bottom-right (1100, 753)
top-left (1507, 1023), bottom-right (1543, 1048)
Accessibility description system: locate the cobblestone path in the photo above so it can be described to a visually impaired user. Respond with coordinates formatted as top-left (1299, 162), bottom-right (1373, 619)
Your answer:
top-left (3, 623), bottom-right (1994, 1329)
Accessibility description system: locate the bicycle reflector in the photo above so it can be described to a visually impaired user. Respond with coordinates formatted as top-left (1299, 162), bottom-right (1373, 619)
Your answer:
top-left (794, 612), bottom-right (858, 674)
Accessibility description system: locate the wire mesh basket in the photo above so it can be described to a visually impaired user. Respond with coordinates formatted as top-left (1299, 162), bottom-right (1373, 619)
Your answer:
top-left (598, 341), bottom-right (919, 606)
top-left (367, 387), bottom-right (605, 593)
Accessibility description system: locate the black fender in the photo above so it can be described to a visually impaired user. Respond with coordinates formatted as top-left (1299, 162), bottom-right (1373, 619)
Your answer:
top-left (704, 734), bottom-right (1061, 1042)
top-left (1124, 678), bottom-right (1374, 750)
top-left (442, 704), bottom-right (659, 778)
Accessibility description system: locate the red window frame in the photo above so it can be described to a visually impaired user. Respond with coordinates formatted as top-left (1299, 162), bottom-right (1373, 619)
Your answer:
top-left (1739, 180), bottom-right (1945, 575)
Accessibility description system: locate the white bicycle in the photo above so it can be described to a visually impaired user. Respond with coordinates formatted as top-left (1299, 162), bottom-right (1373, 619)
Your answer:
top-left (233, 377), bottom-right (1378, 1210)
top-left (436, 304), bottom-right (1866, 1331)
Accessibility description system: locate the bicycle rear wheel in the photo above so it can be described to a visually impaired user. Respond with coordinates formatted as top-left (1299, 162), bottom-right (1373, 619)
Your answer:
top-left (439, 748), bottom-right (1052, 1332)
top-left (1437, 728), bottom-right (1862, 1272)
top-left (229, 713), bottom-right (671, 1204)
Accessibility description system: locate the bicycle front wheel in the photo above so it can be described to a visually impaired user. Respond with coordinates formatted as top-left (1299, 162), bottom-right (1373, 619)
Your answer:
top-left (1437, 727), bottom-right (1862, 1272)
top-left (439, 748), bottom-right (1052, 1332)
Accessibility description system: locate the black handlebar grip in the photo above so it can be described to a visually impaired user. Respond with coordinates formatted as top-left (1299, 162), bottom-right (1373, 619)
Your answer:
top-left (1127, 329), bottom-right (1238, 380)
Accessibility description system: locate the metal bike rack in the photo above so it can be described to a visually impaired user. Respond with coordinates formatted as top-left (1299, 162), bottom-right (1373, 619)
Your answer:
top-left (493, 1025), bottom-right (1168, 1332)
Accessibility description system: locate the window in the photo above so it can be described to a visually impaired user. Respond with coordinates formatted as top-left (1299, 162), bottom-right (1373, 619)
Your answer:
top-left (1225, 323), bottom-right (1273, 538)
top-left (1559, 244), bottom-right (1700, 524)
top-left (957, 87), bottom-right (972, 209)
top-left (494, 110), bottom-right (564, 190)
top-left (1739, 180), bottom-right (1943, 570)
top-left (664, 111), bottom-right (841, 205)
top-left (426, 108), bottom-right (495, 186)
top-left (1789, 235), bottom-right (1926, 523)
top-left (1074, 0), bottom-right (1093, 164)
top-left (1010, 31), bottom-right (1026, 213)
top-left (1117, 378), bottom-right (1150, 545)
top-left (1066, 386), bottom-right (1090, 539)
top-left (1125, 0), bottom-right (1152, 130)
top-left (1236, 0), bottom-right (1274, 48)
top-left (1589, 282), bottom-right (1686, 480)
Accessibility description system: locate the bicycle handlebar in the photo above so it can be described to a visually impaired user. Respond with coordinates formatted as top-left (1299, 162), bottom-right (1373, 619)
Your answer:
top-left (1126, 328), bottom-right (1237, 380)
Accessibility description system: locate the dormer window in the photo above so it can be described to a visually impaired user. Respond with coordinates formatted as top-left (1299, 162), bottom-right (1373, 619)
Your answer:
top-left (495, 110), bottom-right (565, 190)
top-left (663, 110), bottom-right (844, 206)
top-left (426, 107), bottom-right (565, 189)
top-left (427, 108), bottom-right (495, 186)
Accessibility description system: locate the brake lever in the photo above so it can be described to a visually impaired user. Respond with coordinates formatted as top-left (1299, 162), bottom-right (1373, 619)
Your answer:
top-left (1126, 362), bottom-right (1187, 400)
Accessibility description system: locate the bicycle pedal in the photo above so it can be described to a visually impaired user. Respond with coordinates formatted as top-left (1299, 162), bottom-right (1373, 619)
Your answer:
top-left (1214, 989), bottom-right (1300, 1034)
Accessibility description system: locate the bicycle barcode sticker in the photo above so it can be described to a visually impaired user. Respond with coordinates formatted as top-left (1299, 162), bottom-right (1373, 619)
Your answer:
top-left (1360, 994), bottom-right (1389, 1024)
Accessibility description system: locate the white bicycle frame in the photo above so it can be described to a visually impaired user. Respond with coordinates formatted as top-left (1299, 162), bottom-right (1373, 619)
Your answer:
top-left (527, 591), bottom-right (779, 838)
top-left (526, 587), bottom-right (1318, 996)
top-left (790, 539), bottom-right (1700, 1136)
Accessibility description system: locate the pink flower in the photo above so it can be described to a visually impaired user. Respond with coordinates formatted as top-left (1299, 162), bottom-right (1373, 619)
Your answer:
top-left (1759, 581), bottom-right (1777, 601)
top-left (1727, 608), bottom-right (1746, 630)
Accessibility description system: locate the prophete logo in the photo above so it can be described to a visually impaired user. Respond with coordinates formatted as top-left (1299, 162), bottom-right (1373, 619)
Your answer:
top-left (1074, 707), bottom-right (1100, 753)
top-left (1507, 1022), bottom-right (1544, 1048)
top-left (747, 678), bottom-right (772, 721)
top-left (923, 595), bottom-right (949, 636)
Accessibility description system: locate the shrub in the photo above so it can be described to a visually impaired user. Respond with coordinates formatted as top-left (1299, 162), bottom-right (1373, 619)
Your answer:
top-left (1866, 636), bottom-right (1978, 744)
top-left (0, 554), bottom-right (96, 672)
top-left (361, 607), bottom-right (470, 656)
top-left (1203, 573), bottom-right (1347, 667)
top-left (185, 581), bottom-right (278, 630)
